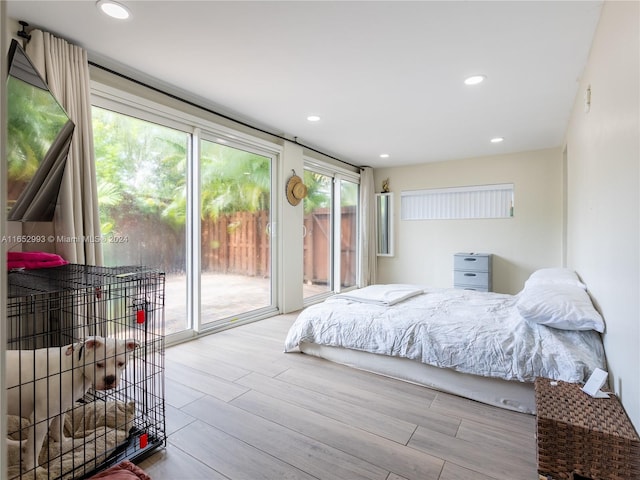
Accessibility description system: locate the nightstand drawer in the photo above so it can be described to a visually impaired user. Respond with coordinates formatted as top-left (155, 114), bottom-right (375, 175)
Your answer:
top-left (453, 253), bottom-right (490, 272)
top-left (454, 270), bottom-right (490, 287)
top-left (454, 253), bottom-right (493, 291)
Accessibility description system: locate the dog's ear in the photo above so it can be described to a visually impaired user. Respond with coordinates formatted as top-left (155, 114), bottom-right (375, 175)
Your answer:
top-left (125, 339), bottom-right (140, 352)
top-left (84, 337), bottom-right (103, 350)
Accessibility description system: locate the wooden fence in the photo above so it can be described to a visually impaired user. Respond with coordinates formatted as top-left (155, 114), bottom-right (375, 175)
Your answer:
top-left (303, 206), bottom-right (357, 287)
top-left (106, 207), bottom-right (356, 284)
top-left (202, 210), bottom-right (270, 276)
top-left (203, 206), bottom-right (356, 285)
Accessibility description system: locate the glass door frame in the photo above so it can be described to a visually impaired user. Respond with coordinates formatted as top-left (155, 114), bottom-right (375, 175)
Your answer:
top-left (303, 159), bottom-right (360, 305)
top-left (92, 81), bottom-right (281, 344)
top-left (336, 175), bottom-right (360, 291)
top-left (193, 129), bottom-right (280, 333)
top-left (91, 94), bottom-right (195, 345)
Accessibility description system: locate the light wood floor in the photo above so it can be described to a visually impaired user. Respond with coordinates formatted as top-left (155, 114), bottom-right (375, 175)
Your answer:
top-left (138, 313), bottom-right (537, 480)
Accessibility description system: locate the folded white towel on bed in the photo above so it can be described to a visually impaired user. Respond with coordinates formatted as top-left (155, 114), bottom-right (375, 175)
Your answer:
top-left (334, 284), bottom-right (425, 306)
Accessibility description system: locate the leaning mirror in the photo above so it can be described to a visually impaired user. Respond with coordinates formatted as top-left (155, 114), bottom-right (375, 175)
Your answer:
top-left (375, 192), bottom-right (393, 256)
top-left (6, 39), bottom-right (74, 222)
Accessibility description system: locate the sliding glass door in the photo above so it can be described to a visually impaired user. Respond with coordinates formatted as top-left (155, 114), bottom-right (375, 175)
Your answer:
top-left (339, 178), bottom-right (358, 290)
top-left (92, 107), bottom-right (189, 335)
top-left (199, 138), bottom-right (274, 327)
top-left (303, 165), bottom-right (359, 300)
top-left (92, 103), bottom-right (277, 338)
top-left (303, 170), bottom-right (332, 298)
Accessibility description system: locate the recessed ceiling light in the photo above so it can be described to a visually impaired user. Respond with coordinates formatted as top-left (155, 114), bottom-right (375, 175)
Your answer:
top-left (379, 154), bottom-right (390, 158)
top-left (97, 0), bottom-right (131, 20)
top-left (490, 137), bottom-right (504, 143)
top-left (307, 115), bottom-right (321, 122)
top-left (464, 75), bottom-right (486, 86)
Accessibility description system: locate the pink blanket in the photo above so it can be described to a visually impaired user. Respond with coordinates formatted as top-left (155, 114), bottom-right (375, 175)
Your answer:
top-left (7, 251), bottom-right (68, 270)
top-left (88, 460), bottom-right (152, 480)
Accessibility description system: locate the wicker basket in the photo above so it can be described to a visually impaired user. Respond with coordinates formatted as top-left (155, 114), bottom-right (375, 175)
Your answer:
top-left (535, 378), bottom-right (640, 480)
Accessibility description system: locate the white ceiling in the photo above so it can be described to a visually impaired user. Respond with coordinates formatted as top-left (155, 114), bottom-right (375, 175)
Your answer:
top-left (6, 1), bottom-right (603, 168)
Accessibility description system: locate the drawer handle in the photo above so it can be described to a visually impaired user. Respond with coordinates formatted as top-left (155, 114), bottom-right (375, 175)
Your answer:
top-left (464, 273), bottom-right (477, 277)
top-left (464, 258), bottom-right (477, 262)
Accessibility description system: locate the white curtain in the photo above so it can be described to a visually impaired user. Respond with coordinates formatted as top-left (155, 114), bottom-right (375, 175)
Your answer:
top-left (26, 29), bottom-right (102, 265)
top-left (358, 167), bottom-right (377, 286)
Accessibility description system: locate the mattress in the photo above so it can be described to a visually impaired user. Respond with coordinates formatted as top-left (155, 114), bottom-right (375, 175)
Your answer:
top-left (299, 342), bottom-right (536, 413)
top-left (284, 286), bottom-right (606, 411)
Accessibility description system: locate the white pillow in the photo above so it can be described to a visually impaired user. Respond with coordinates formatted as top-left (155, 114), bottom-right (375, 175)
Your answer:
top-left (517, 284), bottom-right (605, 332)
top-left (524, 268), bottom-right (586, 289)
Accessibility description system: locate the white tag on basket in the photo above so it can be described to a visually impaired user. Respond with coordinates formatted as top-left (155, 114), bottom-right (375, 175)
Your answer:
top-left (582, 368), bottom-right (610, 398)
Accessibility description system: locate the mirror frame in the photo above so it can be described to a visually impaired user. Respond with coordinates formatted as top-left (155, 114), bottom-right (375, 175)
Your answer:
top-left (6, 39), bottom-right (74, 222)
top-left (375, 192), bottom-right (394, 257)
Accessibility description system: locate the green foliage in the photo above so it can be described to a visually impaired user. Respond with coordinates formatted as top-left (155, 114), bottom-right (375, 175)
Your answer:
top-left (302, 171), bottom-right (358, 214)
top-left (303, 170), bottom-right (331, 214)
top-left (93, 107), bottom-right (188, 233)
top-left (200, 140), bottom-right (270, 219)
top-left (92, 107), bottom-right (275, 235)
top-left (92, 106), bottom-right (359, 254)
top-left (7, 76), bottom-right (70, 182)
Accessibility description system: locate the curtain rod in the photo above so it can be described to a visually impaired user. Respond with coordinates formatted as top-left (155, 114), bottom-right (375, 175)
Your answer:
top-left (87, 61), bottom-right (360, 171)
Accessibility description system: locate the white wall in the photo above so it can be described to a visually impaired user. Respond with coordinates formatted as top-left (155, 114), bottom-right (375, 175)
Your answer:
top-left (564, 1), bottom-right (640, 430)
top-left (279, 141), bottom-right (305, 313)
top-left (374, 147), bottom-right (563, 294)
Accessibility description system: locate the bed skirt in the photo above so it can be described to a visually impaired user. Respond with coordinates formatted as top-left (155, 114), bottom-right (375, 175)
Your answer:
top-left (299, 342), bottom-right (536, 414)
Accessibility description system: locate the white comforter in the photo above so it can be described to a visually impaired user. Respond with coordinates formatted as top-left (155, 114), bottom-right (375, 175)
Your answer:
top-left (284, 286), bottom-right (606, 383)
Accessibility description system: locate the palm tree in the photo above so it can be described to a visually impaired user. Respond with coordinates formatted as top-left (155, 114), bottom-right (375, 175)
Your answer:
top-left (200, 140), bottom-right (271, 219)
top-left (7, 77), bottom-right (70, 193)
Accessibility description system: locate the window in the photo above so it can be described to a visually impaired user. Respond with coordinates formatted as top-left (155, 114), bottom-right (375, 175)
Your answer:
top-left (338, 178), bottom-right (358, 289)
top-left (91, 84), bottom-right (279, 340)
top-left (92, 107), bottom-right (189, 335)
top-left (303, 170), bottom-right (332, 298)
top-left (401, 183), bottom-right (514, 220)
top-left (303, 162), bottom-right (359, 301)
top-left (199, 138), bottom-right (274, 327)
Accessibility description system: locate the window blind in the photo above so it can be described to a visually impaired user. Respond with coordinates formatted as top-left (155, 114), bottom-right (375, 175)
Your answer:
top-left (401, 184), bottom-right (514, 220)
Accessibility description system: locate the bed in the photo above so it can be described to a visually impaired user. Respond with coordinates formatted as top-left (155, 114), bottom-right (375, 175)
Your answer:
top-left (284, 269), bottom-right (607, 414)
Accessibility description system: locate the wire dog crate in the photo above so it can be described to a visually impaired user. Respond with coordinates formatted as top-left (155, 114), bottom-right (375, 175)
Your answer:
top-left (6, 264), bottom-right (166, 479)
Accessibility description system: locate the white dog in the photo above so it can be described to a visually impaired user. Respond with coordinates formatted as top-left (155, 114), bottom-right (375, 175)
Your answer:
top-left (6, 336), bottom-right (139, 472)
